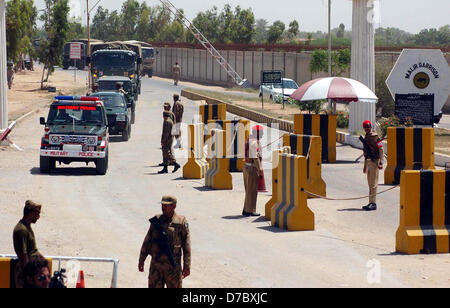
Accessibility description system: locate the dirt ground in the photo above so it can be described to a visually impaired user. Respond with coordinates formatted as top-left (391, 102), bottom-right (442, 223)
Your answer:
top-left (6, 66), bottom-right (88, 121)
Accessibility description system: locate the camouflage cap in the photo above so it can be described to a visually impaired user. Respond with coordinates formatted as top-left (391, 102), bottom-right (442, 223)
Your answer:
top-left (163, 102), bottom-right (171, 108)
top-left (161, 195), bottom-right (177, 205)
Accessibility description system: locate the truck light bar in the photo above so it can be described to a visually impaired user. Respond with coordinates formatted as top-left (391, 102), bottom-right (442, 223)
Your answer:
top-left (54, 96), bottom-right (100, 101)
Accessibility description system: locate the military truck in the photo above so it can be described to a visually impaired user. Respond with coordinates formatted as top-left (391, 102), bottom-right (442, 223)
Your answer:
top-left (62, 39), bottom-right (103, 70)
top-left (124, 40), bottom-right (156, 78)
top-left (89, 92), bottom-right (132, 141)
top-left (88, 41), bottom-right (142, 100)
top-left (97, 76), bottom-right (136, 124)
top-left (39, 96), bottom-right (109, 175)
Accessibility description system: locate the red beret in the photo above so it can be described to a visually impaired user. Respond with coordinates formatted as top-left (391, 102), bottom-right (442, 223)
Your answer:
top-left (252, 125), bottom-right (264, 132)
top-left (362, 120), bottom-right (372, 128)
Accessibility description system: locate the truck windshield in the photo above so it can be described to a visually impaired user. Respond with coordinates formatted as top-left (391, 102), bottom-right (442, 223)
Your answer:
top-left (91, 95), bottom-right (125, 108)
top-left (142, 48), bottom-right (154, 59)
top-left (98, 81), bottom-right (132, 92)
top-left (47, 105), bottom-right (104, 125)
top-left (92, 53), bottom-right (135, 69)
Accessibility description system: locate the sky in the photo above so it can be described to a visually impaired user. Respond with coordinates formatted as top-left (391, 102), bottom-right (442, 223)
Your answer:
top-left (34, 0), bottom-right (450, 34)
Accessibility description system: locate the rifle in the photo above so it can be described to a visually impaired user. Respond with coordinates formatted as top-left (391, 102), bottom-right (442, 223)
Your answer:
top-left (149, 216), bottom-right (176, 267)
top-left (359, 135), bottom-right (378, 162)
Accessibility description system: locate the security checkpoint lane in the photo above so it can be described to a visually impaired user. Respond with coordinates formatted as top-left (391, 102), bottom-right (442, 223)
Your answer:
top-left (0, 76), bottom-right (449, 288)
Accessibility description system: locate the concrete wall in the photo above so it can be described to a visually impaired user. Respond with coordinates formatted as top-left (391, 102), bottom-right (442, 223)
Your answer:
top-left (155, 48), bottom-right (450, 112)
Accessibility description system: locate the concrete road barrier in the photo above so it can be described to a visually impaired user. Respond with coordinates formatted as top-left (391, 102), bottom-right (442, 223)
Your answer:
top-left (283, 133), bottom-right (326, 199)
top-left (205, 129), bottom-right (233, 190)
top-left (207, 119), bottom-right (250, 172)
top-left (385, 127), bottom-right (435, 185)
top-left (271, 153), bottom-right (315, 231)
top-left (396, 170), bottom-right (450, 254)
top-left (265, 147), bottom-right (291, 220)
top-left (183, 123), bottom-right (208, 179)
top-left (294, 114), bottom-right (337, 163)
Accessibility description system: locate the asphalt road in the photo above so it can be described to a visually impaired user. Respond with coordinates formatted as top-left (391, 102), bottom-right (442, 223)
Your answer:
top-left (1, 74), bottom-right (449, 288)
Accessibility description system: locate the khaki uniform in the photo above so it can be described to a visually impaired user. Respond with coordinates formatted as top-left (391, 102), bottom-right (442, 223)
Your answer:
top-left (364, 131), bottom-right (383, 204)
top-left (172, 100), bottom-right (184, 138)
top-left (161, 117), bottom-right (176, 165)
top-left (139, 214), bottom-right (191, 288)
top-left (172, 64), bottom-right (181, 85)
top-left (243, 137), bottom-right (262, 214)
top-left (13, 220), bottom-right (40, 288)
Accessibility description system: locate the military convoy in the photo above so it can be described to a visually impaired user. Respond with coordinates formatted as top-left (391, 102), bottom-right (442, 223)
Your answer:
top-left (44, 40), bottom-right (156, 174)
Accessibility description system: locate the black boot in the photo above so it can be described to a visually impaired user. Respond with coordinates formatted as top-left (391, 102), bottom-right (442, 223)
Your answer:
top-left (172, 162), bottom-right (180, 173)
top-left (158, 165), bottom-right (168, 174)
top-left (362, 203), bottom-right (377, 211)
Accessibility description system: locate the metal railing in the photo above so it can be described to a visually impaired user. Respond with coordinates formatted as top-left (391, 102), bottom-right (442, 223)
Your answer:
top-left (0, 254), bottom-right (120, 288)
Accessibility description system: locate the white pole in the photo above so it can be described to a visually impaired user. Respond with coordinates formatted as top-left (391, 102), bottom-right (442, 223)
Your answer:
top-left (0, 0), bottom-right (8, 131)
top-left (328, 0), bottom-right (332, 77)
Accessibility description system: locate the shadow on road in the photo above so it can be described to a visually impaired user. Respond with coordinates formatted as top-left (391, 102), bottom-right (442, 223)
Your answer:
top-left (337, 208), bottom-right (365, 212)
top-left (30, 167), bottom-right (98, 176)
top-left (109, 136), bottom-right (127, 143)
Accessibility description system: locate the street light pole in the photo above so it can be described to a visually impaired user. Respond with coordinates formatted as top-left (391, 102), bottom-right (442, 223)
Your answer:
top-left (0, 0), bottom-right (8, 131)
top-left (328, 0), bottom-right (332, 77)
top-left (87, 0), bottom-right (91, 89)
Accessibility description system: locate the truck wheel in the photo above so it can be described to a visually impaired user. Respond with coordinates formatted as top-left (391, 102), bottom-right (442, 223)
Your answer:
top-left (131, 110), bottom-right (135, 124)
top-left (62, 65), bottom-right (69, 70)
top-left (49, 158), bottom-right (56, 170)
top-left (122, 124), bottom-right (130, 141)
top-left (40, 156), bottom-right (50, 173)
top-left (96, 151), bottom-right (108, 175)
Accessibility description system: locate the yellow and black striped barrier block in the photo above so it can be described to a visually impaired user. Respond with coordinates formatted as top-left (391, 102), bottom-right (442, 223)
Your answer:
top-left (183, 123), bottom-right (208, 179)
top-left (207, 119), bottom-right (250, 172)
top-left (396, 170), bottom-right (450, 254)
top-left (385, 127), bottom-right (435, 185)
top-left (294, 114), bottom-right (337, 163)
top-left (205, 129), bottom-right (233, 190)
top-left (265, 147), bottom-right (291, 220)
top-left (283, 133), bottom-right (326, 199)
top-left (200, 104), bottom-right (227, 142)
top-left (0, 257), bottom-right (52, 288)
top-left (336, 131), bottom-right (347, 144)
top-left (271, 154), bottom-right (315, 231)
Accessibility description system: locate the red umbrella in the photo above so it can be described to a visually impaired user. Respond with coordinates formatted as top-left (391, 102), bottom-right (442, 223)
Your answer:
top-left (290, 77), bottom-right (378, 102)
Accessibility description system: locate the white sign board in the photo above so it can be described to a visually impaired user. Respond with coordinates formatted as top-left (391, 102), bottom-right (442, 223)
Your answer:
top-left (69, 42), bottom-right (82, 60)
top-left (386, 49), bottom-right (450, 116)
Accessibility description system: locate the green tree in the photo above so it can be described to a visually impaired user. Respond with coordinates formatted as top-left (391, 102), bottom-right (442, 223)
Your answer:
top-left (228, 6), bottom-right (255, 44)
top-left (287, 20), bottom-right (300, 41)
top-left (254, 19), bottom-right (268, 44)
top-left (37, 0), bottom-right (70, 88)
top-left (309, 48), bottom-right (351, 77)
top-left (6, 0), bottom-right (37, 67)
top-left (121, 0), bottom-right (140, 40)
top-left (336, 23), bottom-right (345, 38)
top-left (136, 3), bottom-right (151, 42)
top-left (67, 17), bottom-right (86, 41)
top-left (267, 20), bottom-right (285, 44)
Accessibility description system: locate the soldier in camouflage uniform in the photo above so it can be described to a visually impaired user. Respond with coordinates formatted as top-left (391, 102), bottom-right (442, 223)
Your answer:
top-left (163, 102), bottom-right (176, 124)
top-left (138, 195), bottom-right (191, 288)
top-left (172, 94), bottom-right (184, 149)
top-left (158, 111), bottom-right (180, 174)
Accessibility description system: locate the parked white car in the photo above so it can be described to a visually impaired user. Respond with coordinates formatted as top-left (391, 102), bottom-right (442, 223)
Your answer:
top-left (259, 78), bottom-right (299, 103)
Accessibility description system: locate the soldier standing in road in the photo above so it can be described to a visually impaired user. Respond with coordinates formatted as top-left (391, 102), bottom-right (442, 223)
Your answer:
top-left (159, 111), bottom-right (180, 174)
top-left (12, 200), bottom-right (44, 288)
top-left (362, 120), bottom-right (384, 211)
top-left (242, 125), bottom-right (264, 217)
top-left (164, 102), bottom-right (176, 124)
top-left (172, 62), bottom-right (181, 86)
top-left (7, 61), bottom-right (14, 89)
top-left (172, 94), bottom-right (184, 149)
top-left (138, 195), bottom-right (191, 288)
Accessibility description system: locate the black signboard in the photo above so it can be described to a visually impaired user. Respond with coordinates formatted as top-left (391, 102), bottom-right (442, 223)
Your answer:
top-left (262, 70), bottom-right (283, 85)
top-left (395, 94), bottom-right (435, 125)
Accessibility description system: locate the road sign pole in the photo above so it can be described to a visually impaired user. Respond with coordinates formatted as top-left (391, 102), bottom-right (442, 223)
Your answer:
top-left (0, 0), bottom-right (8, 131)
